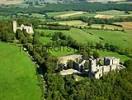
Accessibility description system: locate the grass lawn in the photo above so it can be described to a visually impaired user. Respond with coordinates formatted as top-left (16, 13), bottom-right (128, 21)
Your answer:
top-left (0, 42), bottom-right (41, 100)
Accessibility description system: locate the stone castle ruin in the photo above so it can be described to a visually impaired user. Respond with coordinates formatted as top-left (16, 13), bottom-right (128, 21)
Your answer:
top-left (58, 55), bottom-right (125, 79)
top-left (89, 57), bottom-right (125, 79)
top-left (13, 21), bottom-right (34, 34)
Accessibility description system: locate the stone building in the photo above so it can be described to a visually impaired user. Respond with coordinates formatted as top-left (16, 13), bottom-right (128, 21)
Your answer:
top-left (58, 55), bottom-right (125, 79)
top-left (13, 21), bottom-right (34, 34)
top-left (89, 57), bottom-right (125, 79)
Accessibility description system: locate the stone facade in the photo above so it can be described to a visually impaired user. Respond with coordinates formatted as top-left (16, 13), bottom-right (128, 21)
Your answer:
top-left (58, 55), bottom-right (125, 79)
top-left (89, 57), bottom-right (123, 79)
top-left (13, 21), bottom-right (34, 34)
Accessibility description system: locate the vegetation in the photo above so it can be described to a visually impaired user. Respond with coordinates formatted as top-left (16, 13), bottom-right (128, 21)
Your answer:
top-left (0, 42), bottom-right (42, 100)
top-left (0, 2), bottom-right (132, 100)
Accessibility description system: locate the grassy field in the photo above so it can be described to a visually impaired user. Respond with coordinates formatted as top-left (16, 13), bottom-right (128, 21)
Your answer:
top-left (36, 28), bottom-right (131, 59)
top-left (36, 28), bottom-right (132, 50)
top-left (97, 50), bottom-right (130, 62)
top-left (0, 42), bottom-right (41, 100)
top-left (46, 10), bottom-right (132, 19)
top-left (0, 0), bottom-right (23, 5)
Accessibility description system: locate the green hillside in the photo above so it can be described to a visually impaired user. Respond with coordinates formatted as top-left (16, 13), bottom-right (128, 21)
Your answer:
top-left (0, 42), bottom-right (41, 100)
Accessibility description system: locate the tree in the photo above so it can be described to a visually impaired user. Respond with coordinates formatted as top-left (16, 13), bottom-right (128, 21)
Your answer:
top-left (93, 51), bottom-right (100, 59)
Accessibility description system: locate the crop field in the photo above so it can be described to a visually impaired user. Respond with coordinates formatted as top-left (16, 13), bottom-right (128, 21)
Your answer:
top-left (49, 21), bottom-right (123, 30)
top-left (90, 24), bottom-right (123, 30)
top-left (54, 20), bottom-right (87, 26)
top-left (46, 10), bottom-right (132, 19)
top-left (94, 14), bottom-right (114, 19)
top-left (47, 11), bottom-right (85, 18)
top-left (0, 42), bottom-right (41, 100)
top-left (114, 22), bottom-right (132, 30)
top-left (0, 0), bottom-right (23, 5)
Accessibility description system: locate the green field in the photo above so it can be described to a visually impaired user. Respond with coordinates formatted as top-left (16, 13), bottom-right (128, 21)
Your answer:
top-left (36, 28), bottom-right (132, 50)
top-left (97, 50), bottom-right (130, 62)
top-left (46, 10), bottom-right (132, 19)
top-left (0, 42), bottom-right (41, 100)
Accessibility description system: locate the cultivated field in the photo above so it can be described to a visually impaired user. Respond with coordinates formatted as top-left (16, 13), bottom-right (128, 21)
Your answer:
top-left (46, 10), bottom-right (132, 19)
top-left (94, 14), bottom-right (114, 19)
top-left (0, 42), bottom-right (41, 100)
top-left (47, 11), bottom-right (85, 18)
top-left (54, 20), bottom-right (87, 26)
top-left (114, 22), bottom-right (132, 30)
top-left (0, 0), bottom-right (23, 5)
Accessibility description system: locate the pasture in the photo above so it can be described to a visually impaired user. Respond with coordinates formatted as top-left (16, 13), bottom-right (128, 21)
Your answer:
top-left (0, 42), bottom-right (41, 100)
top-left (0, 0), bottom-right (23, 5)
top-left (36, 28), bottom-right (132, 60)
top-left (36, 28), bottom-right (132, 50)
top-left (97, 50), bottom-right (130, 62)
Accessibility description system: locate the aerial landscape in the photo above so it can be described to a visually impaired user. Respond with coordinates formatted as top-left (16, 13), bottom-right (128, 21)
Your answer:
top-left (0, 0), bottom-right (132, 100)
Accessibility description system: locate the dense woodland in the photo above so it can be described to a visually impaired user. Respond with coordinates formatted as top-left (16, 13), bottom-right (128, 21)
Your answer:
top-left (0, 3), bottom-right (132, 16)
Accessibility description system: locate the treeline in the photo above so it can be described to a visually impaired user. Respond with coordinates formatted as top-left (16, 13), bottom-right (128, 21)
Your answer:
top-left (43, 2), bottom-right (132, 12)
top-left (38, 23), bottom-right (71, 30)
top-left (0, 21), bottom-right (15, 42)
top-left (0, 3), bottom-right (132, 16)
top-left (53, 16), bottom-right (132, 25)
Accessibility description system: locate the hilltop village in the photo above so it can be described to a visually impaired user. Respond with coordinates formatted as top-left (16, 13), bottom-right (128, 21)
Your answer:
top-left (58, 55), bottom-right (125, 79)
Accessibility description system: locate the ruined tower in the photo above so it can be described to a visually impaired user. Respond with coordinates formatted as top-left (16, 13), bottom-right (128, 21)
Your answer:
top-left (13, 21), bottom-right (17, 33)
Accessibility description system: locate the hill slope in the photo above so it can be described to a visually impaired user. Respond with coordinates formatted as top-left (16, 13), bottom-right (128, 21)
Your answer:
top-left (0, 42), bottom-right (41, 100)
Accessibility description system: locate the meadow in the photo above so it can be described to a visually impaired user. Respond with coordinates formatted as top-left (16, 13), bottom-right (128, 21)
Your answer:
top-left (0, 42), bottom-right (41, 100)
top-left (36, 28), bottom-right (131, 60)
top-left (36, 28), bottom-right (132, 50)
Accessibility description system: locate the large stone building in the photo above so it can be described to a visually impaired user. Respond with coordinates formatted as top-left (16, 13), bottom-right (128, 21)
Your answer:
top-left (58, 55), bottom-right (125, 79)
top-left (13, 21), bottom-right (34, 34)
top-left (89, 57), bottom-right (125, 79)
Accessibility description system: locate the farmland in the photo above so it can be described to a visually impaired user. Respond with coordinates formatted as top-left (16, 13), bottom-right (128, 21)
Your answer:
top-left (114, 22), bottom-right (132, 30)
top-left (0, 42), bottom-right (41, 100)
top-left (46, 10), bottom-right (132, 19)
top-left (0, 0), bottom-right (23, 5)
